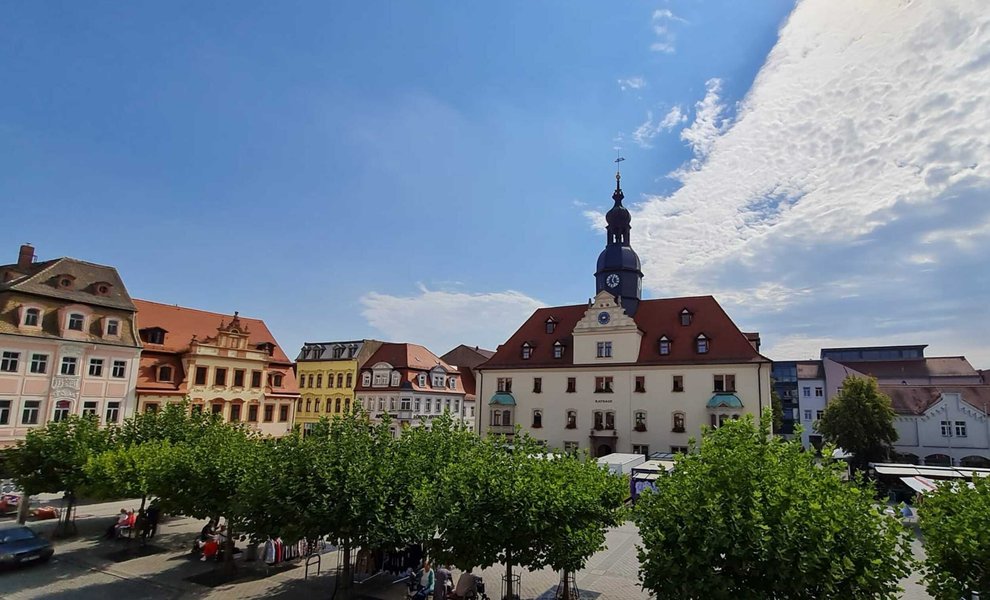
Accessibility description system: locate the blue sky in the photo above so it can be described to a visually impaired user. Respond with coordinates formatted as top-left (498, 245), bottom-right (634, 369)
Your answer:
top-left (3, 1), bottom-right (988, 367)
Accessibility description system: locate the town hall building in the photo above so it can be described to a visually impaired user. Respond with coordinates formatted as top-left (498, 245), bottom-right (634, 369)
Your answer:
top-left (477, 170), bottom-right (772, 457)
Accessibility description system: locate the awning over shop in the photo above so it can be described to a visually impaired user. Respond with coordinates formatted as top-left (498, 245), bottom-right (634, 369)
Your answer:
top-left (707, 393), bottom-right (743, 409)
top-left (489, 392), bottom-right (516, 406)
top-left (900, 476), bottom-right (940, 494)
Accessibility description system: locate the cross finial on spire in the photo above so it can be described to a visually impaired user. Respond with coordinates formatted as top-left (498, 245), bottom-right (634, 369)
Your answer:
top-left (613, 151), bottom-right (625, 203)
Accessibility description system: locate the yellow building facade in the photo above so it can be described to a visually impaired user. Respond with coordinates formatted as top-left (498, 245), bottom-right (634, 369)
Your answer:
top-left (294, 339), bottom-right (381, 433)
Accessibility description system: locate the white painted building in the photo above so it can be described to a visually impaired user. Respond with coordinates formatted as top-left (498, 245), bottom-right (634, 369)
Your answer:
top-left (477, 173), bottom-right (771, 457)
top-left (796, 361), bottom-right (826, 449)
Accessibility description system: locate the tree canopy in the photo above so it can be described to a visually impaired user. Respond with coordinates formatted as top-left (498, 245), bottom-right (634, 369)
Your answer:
top-left (634, 413), bottom-right (912, 600)
top-left (919, 476), bottom-right (990, 599)
top-left (815, 376), bottom-right (897, 469)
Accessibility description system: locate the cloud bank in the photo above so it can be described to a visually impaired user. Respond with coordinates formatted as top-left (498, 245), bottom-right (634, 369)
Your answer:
top-left (621, 0), bottom-right (990, 364)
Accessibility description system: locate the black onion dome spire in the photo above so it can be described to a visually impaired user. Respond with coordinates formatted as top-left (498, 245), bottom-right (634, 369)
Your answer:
top-left (595, 163), bottom-right (644, 316)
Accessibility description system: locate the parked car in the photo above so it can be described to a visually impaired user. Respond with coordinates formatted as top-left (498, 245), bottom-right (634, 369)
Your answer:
top-left (0, 524), bottom-right (54, 568)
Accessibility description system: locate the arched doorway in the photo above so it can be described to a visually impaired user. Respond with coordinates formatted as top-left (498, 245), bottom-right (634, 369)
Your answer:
top-left (960, 455), bottom-right (990, 468)
top-left (597, 444), bottom-right (613, 458)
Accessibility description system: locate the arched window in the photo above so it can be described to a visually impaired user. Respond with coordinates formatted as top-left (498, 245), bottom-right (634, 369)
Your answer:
top-left (566, 410), bottom-right (577, 429)
top-left (335, 397), bottom-right (342, 413)
top-left (305, 399), bottom-right (311, 413)
top-left (532, 409), bottom-right (542, 428)
top-left (672, 412), bottom-right (685, 432)
top-left (696, 334), bottom-right (709, 354)
top-left (594, 411), bottom-right (604, 430)
top-left (634, 411), bottom-right (647, 431)
top-left (336, 373), bottom-right (344, 387)
top-left (605, 411), bottom-right (615, 430)
top-left (314, 398), bottom-right (321, 412)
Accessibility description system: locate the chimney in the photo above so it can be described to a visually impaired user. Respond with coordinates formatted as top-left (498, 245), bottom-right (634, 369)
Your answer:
top-left (17, 244), bottom-right (34, 269)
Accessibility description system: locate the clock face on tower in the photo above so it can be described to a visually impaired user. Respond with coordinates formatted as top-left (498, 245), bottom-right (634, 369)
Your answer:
top-left (598, 311), bottom-right (610, 325)
top-left (606, 273), bottom-right (620, 288)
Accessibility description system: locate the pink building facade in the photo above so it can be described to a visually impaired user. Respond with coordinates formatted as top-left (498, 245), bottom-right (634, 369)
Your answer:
top-left (0, 245), bottom-right (142, 448)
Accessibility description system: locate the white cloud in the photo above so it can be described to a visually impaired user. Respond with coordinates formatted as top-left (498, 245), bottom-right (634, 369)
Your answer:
top-left (618, 77), bottom-right (646, 91)
top-left (631, 106), bottom-right (687, 148)
top-left (360, 285), bottom-right (544, 356)
top-left (602, 0), bottom-right (990, 365)
top-left (650, 9), bottom-right (685, 53)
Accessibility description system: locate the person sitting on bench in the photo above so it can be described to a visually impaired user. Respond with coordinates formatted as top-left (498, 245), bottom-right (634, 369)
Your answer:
top-left (408, 559), bottom-right (435, 600)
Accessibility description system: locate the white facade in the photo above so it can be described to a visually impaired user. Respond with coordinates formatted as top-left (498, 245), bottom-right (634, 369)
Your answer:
top-left (355, 360), bottom-right (474, 435)
top-left (893, 393), bottom-right (990, 466)
top-left (797, 377), bottom-right (826, 448)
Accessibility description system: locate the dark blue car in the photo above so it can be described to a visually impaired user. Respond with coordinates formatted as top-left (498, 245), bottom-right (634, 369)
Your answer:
top-left (0, 525), bottom-right (54, 568)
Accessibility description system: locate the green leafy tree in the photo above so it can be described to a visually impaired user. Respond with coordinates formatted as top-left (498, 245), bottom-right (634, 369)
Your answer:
top-left (85, 440), bottom-right (177, 511)
top-left (634, 413), bottom-right (912, 600)
top-left (815, 376), bottom-right (897, 470)
top-left (428, 432), bottom-right (624, 599)
top-left (919, 476), bottom-right (990, 599)
top-left (7, 414), bottom-right (113, 534)
top-left (114, 399), bottom-right (213, 446)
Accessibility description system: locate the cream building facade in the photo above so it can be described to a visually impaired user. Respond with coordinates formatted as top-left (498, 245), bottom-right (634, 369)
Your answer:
top-left (294, 339), bottom-right (382, 433)
top-left (477, 174), bottom-right (770, 456)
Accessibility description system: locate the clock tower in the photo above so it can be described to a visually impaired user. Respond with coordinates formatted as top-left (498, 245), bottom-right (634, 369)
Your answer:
top-left (595, 169), bottom-right (644, 316)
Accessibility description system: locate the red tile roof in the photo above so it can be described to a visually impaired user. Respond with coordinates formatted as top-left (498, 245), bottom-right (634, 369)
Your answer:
top-left (355, 342), bottom-right (466, 394)
top-left (133, 299), bottom-right (292, 363)
top-left (480, 295), bottom-right (768, 369)
top-left (880, 384), bottom-right (990, 415)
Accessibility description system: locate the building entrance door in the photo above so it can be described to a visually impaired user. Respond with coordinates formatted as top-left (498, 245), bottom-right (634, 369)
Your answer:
top-left (597, 444), bottom-right (613, 457)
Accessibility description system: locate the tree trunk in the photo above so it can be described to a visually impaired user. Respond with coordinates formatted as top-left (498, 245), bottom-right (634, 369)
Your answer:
top-left (17, 492), bottom-right (30, 524)
top-left (504, 549), bottom-right (514, 600)
top-left (339, 540), bottom-right (353, 599)
top-left (561, 570), bottom-right (571, 600)
top-left (139, 494), bottom-right (147, 512)
top-left (221, 519), bottom-right (237, 575)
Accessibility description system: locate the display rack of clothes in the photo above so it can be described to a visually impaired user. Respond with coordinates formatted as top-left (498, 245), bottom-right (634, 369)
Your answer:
top-left (263, 537), bottom-right (308, 566)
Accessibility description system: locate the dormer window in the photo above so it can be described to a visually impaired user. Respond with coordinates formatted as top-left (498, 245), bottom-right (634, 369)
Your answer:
top-left (553, 341), bottom-right (564, 359)
top-left (141, 328), bottom-right (166, 345)
top-left (680, 309), bottom-right (693, 326)
top-left (56, 274), bottom-right (76, 289)
top-left (658, 336), bottom-right (671, 356)
top-left (333, 345), bottom-right (345, 359)
top-left (270, 373), bottom-right (283, 387)
top-left (93, 282), bottom-right (113, 296)
top-left (391, 371), bottom-right (401, 387)
top-left (521, 342), bottom-right (532, 360)
top-left (449, 376), bottom-right (456, 390)
top-left (23, 308), bottom-right (40, 327)
top-left (418, 373), bottom-right (427, 387)
top-left (105, 319), bottom-right (119, 337)
top-left (362, 372), bottom-right (371, 386)
top-left (696, 334), bottom-right (709, 354)
top-left (432, 373), bottom-right (445, 387)
top-left (348, 345), bottom-right (358, 358)
top-left (157, 365), bottom-right (173, 382)
top-left (68, 313), bottom-right (85, 331)
top-left (545, 319), bottom-right (557, 334)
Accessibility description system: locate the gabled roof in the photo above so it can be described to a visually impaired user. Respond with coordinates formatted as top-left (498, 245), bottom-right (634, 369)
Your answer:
top-left (296, 340), bottom-right (379, 362)
top-left (355, 343), bottom-right (466, 394)
top-left (440, 344), bottom-right (496, 369)
top-left (133, 299), bottom-right (292, 363)
top-left (480, 295), bottom-right (768, 369)
top-left (880, 384), bottom-right (990, 415)
top-left (0, 256), bottom-right (136, 311)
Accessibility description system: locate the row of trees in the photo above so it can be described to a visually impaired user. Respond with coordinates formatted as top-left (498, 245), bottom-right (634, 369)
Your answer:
top-left (3, 402), bottom-right (626, 598)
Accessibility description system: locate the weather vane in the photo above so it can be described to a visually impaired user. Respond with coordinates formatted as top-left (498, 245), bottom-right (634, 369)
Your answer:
top-left (615, 150), bottom-right (625, 182)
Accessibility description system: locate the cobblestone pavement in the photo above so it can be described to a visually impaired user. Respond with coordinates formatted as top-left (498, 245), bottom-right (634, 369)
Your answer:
top-left (1, 499), bottom-right (934, 600)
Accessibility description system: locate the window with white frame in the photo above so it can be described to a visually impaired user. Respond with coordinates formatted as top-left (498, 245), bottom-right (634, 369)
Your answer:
top-left (491, 410), bottom-right (502, 426)
top-left (373, 370), bottom-right (389, 386)
top-left (658, 336), bottom-right (670, 355)
top-left (22, 400), bottom-right (40, 424)
top-left (112, 360), bottom-right (126, 378)
top-left (803, 409), bottom-right (812, 421)
top-left (816, 410), bottom-right (824, 420)
top-left (0, 400), bottom-right (10, 425)
top-left (955, 421), bottom-right (967, 437)
top-left (106, 319), bottom-right (119, 336)
top-left (400, 398), bottom-right (411, 411)
top-left (521, 343), bottom-right (532, 360)
top-left (802, 387), bottom-right (811, 397)
top-left (53, 400), bottom-right (71, 422)
top-left (449, 377), bottom-right (456, 389)
top-left (61, 356), bottom-right (77, 376)
top-left (89, 358), bottom-right (104, 377)
top-left (815, 386), bottom-right (824, 397)
top-left (713, 374), bottom-right (736, 392)
top-left (553, 342), bottom-right (564, 359)
top-left (432, 373), bottom-right (445, 387)
top-left (68, 313), bottom-right (85, 331)
top-left (497, 377), bottom-right (512, 392)
top-left (696, 334), bottom-right (709, 354)
top-left (414, 399), bottom-right (421, 413)
top-left (23, 308), bottom-right (41, 327)
top-left (632, 444), bottom-right (650, 456)
top-left (362, 372), bottom-right (371, 386)
top-left (940, 420), bottom-right (952, 437)
top-left (30, 354), bottom-right (47, 374)
top-left (680, 309), bottom-right (692, 326)
top-left (389, 397), bottom-right (396, 411)
top-left (596, 341), bottom-right (612, 358)
top-left (445, 398), bottom-right (451, 412)
top-left (378, 398), bottom-right (385, 411)
top-left (82, 401), bottom-right (98, 417)
top-left (545, 319), bottom-right (556, 334)
top-left (106, 401), bottom-right (120, 423)
top-left (435, 398), bottom-right (441, 413)
top-left (391, 371), bottom-right (401, 387)
top-left (454, 399), bottom-right (460, 413)
top-left (1, 351), bottom-right (19, 373)
top-left (418, 373), bottom-right (427, 387)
